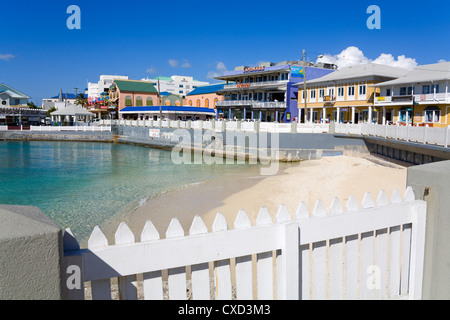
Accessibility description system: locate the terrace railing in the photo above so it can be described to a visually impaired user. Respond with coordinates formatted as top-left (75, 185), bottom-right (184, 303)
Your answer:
top-left (335, 123), bottom-right (450, 148)
top-left (62, 187), bottom-right (426, 300)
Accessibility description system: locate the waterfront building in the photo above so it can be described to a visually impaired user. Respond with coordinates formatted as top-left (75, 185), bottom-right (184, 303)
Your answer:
top-left (213, 61), bottom-right (335, 123)
top-left (109, 80), bottom-right (159, 117)
top-left (373, 62), bottom-right (450, 127)
top-left (0, 83), bottom-right (30, 107)
top-left (160, 92), bottom-right (183, 106)
top-left (141, 75), bottom-right (209, 98)
top-left (88, 75), bottom-right (129, 99)
top-left (294, 63), bottom-right (409, 124)
top-left (41, 91), bottom-right (78, 110)
top-left (186, 83), bottom-right (225, 116)
top-left (0, 84), bottom-right (46, 126)
top-left (119, 106), bottom-right (216, 121)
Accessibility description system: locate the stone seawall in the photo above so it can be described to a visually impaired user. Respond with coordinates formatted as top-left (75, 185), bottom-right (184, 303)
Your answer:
top-left (0, 131), bottom-right (114, 143)
top-left (0, 127), bottom-right (370, 162)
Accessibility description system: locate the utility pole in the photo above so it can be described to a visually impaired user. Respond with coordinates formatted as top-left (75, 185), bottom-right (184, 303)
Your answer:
top-left (158, 78), bottom-right (162, 128)
top-left (303, 49), bottom-right (308, 124)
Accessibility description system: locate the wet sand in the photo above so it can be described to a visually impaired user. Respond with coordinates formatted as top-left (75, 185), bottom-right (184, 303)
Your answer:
top-left (101, 154), bottom-right (407, 243)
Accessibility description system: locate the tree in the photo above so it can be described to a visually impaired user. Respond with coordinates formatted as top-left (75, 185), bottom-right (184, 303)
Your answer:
top-left (46, 107), bottom-right (56, 117)
top-left (75, 93), bottom-right (88, 108)
top-left (27, 101), bottom-right (38, 109)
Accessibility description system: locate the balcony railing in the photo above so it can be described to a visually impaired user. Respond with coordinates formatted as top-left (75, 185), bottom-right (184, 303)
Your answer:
top-left (223, 79), bottom-right (289, 90)
top-left (216, 100), bottom-right (287, 109)
top-left (375, 93), bottom-right (449, 105)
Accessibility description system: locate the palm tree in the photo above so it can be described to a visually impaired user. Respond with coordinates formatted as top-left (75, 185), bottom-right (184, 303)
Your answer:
top-left (75, 93), bottom-right (88, 108)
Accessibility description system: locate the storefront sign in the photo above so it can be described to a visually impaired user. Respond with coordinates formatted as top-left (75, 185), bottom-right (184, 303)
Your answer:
top-left (149, 129), bottom-right (160, 138)
top-left (243, 66), bottom-right (265, 73)
top-left (237, 83), bottom-right (251, 89)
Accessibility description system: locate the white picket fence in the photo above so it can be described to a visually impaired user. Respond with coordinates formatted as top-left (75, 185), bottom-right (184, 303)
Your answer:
top-left (29, 125), bottom-right (111, 132)
top-left (63, 187), bottom-right (426, 300)
top-left (336, 123), bottom-right (450, 148)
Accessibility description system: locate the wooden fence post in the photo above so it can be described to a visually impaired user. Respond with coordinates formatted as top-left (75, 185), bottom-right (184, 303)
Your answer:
top-left (280, 221), bottom-right (300, 300)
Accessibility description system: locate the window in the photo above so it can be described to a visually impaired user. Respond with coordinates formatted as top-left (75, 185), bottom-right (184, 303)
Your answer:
top-left (386, 89), bottom-right (391, 96)
top-left (179, 90), bottom-right (183, 94)
top-left (433, 84), bottom-right (440, 93)
top-left (359, 85), bottom-right (366, 96)
top-left (205, 99), bottom-right (209, 108)
top-left (424, 108), bottom-right (441, 123)
top-left (422, 85), bottom-right (430, 94)
top-left (338, 87), bottom-right (344, 97)
top-left (319, 89), bottom-right (325, 98)
top-left (399, 110), bottom-right (413, 123)
top-left (328, 88), bottom-right (335, 97)
top-left (14, 99), bottom-right (20, 105)
top-left (136, 96), bottom-right (143, 106)
top-left (310, 90), bottom-right (316, 99)
top-left (188, 100), bottom-right (193, 106)
top-left (179, 85), bottom-right (184, 88)
top-left (196, 99), bottom-right (200, 107)
top-left (214, 98), bottom-right (218, 106)
top-left (348, 86), bottom-right (355, 96)
top-left (400, 87), bottom-right (413, 96)
top-left (125, 96), bottom-right (132, 106)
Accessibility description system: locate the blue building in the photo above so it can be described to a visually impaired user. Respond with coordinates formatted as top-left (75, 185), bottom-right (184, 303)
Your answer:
top-left (214, 61), bottom-right (335, 122)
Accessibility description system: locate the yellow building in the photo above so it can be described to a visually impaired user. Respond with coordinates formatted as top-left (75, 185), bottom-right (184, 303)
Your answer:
top-left (295, 63), bottom-right (409, 124)
top-left (373, 62), bottom-right (450, 127)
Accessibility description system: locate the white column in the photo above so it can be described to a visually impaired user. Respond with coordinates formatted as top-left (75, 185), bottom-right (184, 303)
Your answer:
top-left (351, 107), bottom-right (355, 124)
top-left (309, 108), bottom-right (313, 123)
top-left (337, 107), bottom-right (341, 123)
top-left (382, 106), bottom-right (386, 125)
top-left (368, 106), bottom-right (373, 124)
top-left (322, 107), bottom-right (326, 123)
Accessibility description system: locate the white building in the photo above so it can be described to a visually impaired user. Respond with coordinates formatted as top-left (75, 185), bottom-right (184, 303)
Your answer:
top-left (140, 75), bottom-right (209, 98)
top-left (88, 75), bottom-right (129, 99)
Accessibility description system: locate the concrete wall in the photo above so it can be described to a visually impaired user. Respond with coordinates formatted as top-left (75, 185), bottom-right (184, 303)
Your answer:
top-left (118, 125), bottom-right (369, 161)
top-left (407, 160), bottom-right (450, 300)
top-left (0, 205), bottom-right (63, 299)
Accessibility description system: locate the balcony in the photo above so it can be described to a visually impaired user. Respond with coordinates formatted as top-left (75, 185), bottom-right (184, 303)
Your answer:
top-left (375, 93), bottom-right (449, 105)
top-left (216, 100), bottom-right (287, 109)
top-left (223, 79), bottom-right (289, 90)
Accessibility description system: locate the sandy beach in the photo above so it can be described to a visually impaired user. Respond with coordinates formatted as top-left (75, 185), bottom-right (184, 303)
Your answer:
top-left (102, 154), bottom-right (407, 243)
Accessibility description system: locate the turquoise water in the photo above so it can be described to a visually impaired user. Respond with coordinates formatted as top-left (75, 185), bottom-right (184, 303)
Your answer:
top-left (0, 141), bottom-right (255, 242)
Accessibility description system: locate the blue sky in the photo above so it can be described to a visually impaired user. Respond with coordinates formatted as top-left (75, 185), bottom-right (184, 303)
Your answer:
top-left (1, 0), bottom-right (449, 104)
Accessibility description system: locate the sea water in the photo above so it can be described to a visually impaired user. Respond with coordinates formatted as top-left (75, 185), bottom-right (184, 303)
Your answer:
top-left (0, 141), bottom-right (256, 242)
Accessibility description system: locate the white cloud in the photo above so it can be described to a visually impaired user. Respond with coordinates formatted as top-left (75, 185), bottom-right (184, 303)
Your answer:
top-left (207, 61), bottom-right (228, 79)
top-left (0, 54), bottom-right (15, 61)
top-left (146, 66), bottom-right (157, 74)
top-left (168, 58), bottom-right (191, 68)
top-left (317, 46), bottom-right (417, 70)
top-left (181, 59), bottom-right (191, 68)
top-left (438, 59), bottom-right (447, 63)
top-left (168, 59), bottom-right (179, 67)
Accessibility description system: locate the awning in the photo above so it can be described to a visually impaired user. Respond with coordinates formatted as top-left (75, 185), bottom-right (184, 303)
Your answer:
top-left (425, 105), bottom-right (441, 111)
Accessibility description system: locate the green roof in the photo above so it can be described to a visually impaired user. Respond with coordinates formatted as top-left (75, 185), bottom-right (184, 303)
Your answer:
top-left (114, 80), bottom-right (158, 93)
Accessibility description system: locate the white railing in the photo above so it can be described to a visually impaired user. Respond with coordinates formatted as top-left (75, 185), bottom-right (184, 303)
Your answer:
top-left (216, 100), bottom-right (253, 107)
top-left (63, 187), bottom-right (426, 300)
top-left (223, 80), bottom-right (288, 90)
top-left (335, 123), bottom-right (450, 148)
top-left (375, 93), bottom-right (449, 105)
top-left (112, 119), bottom-right (333, 134)
top-left (260, 122), bottom-right (291, 133)
top-left (0, 125), bottom-right (8, 131)
top-left (29, 126), bottom-right (112, 132)
top-left (297, 124), bottom-right (330, 133)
